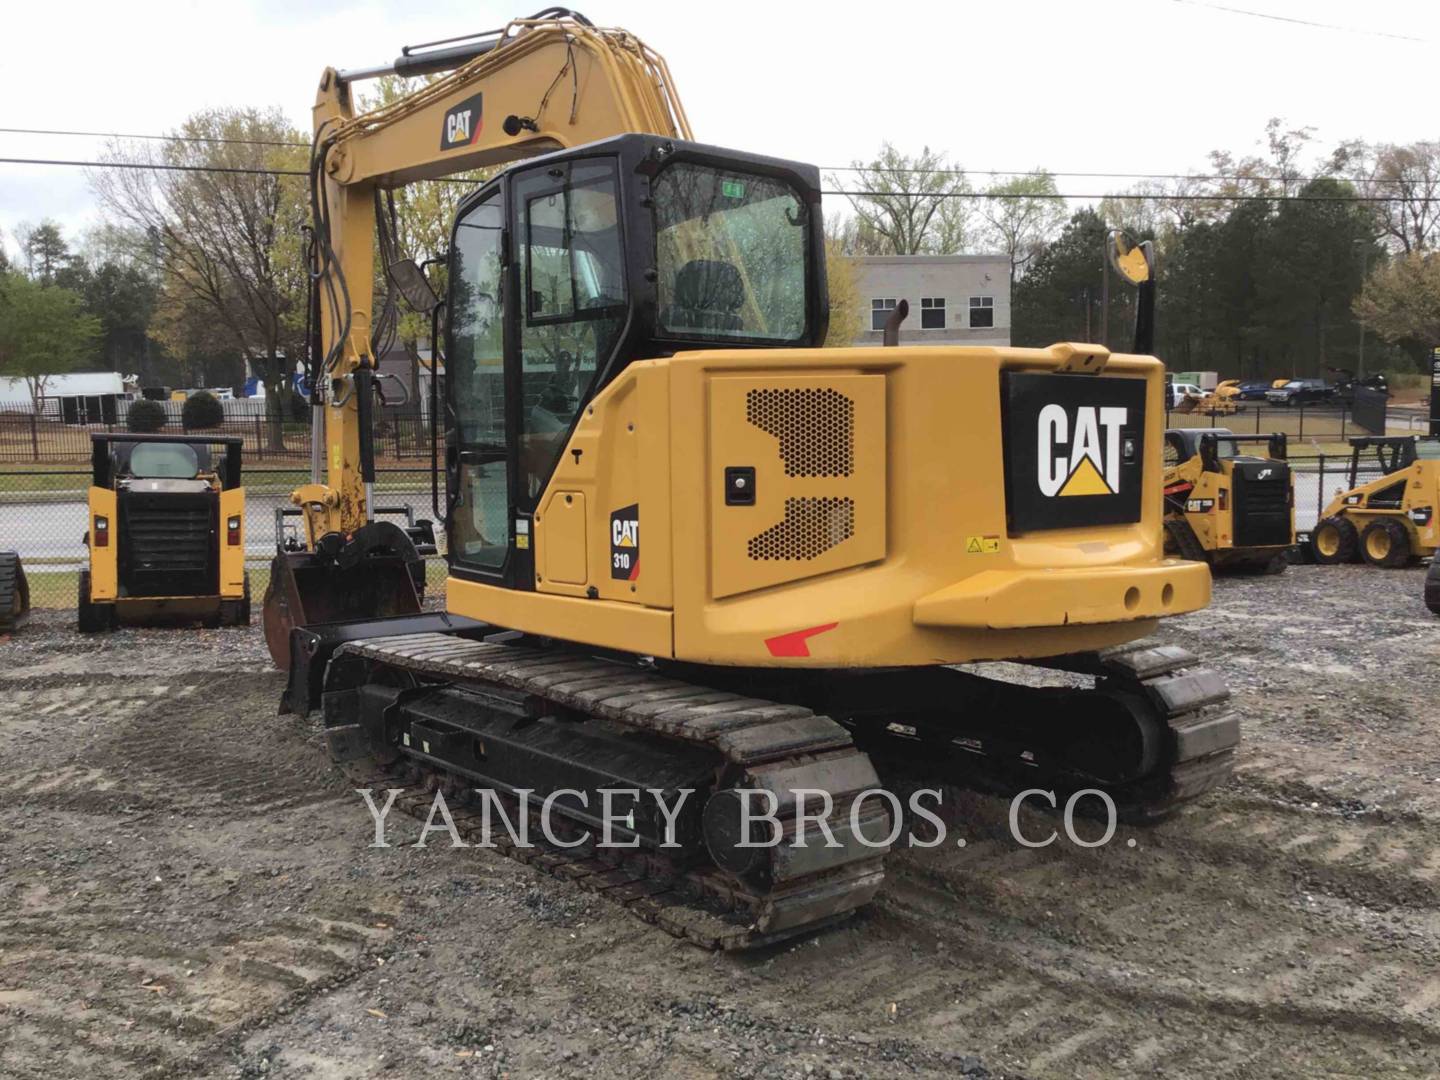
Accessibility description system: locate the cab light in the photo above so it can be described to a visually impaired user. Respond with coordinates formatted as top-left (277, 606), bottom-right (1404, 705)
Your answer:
top-left (94, 516), bottom-right (109, 547)
top-left (1218, 489), bottom-right (1228, 511)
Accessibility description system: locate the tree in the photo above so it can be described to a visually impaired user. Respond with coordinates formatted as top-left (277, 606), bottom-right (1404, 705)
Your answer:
top-left (181, 390), bottom-right (224, 430)
top-left (1346, 140), bottom-right (1440, 254)
top-left (126, 398), bottom-right (167, 433)
top-left (823, 237), bottom-right (864, 346)
top-left (828, 144), bottom-right (970, 255)
top-left (1355, 252), bottom-right (1440, 354)
top-left (1012, 209), bottom-right (1113, 347)
top-left (0, 274), bottom-right (102, 411)
top-left (91, 106), bottom-right (308, 448)
top-left (978, 172), bottom-right (1066, 283)
top-left (1255, 177), bottom-right (1378, 373)
top-left (16, 221), bottom-right (72, 284)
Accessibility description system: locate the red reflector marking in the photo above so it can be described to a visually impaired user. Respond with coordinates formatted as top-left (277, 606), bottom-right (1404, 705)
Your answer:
top-left (628, 558), bottom-right (640, 581)
top-left (764, 622), bottom-right (839, 658)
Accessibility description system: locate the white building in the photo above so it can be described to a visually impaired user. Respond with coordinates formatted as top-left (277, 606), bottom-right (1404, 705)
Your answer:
top-left (854, 254), bottom-right (1011, 347)
top-left (0, 371), bottom-right (132, 423)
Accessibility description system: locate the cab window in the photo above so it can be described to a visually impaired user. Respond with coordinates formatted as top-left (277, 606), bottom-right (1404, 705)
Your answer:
top-left (515, 159), bottom-right (626, 509)
top-left (126, 442), bottom-right (199, 479)
top-left (653, 164), bottom-right (809, 343)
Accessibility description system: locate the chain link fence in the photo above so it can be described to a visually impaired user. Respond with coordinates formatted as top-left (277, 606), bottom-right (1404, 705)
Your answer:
top-left (0, 404), bottom-right (438, 465)
top-left (0, 466), bottom-right (446, 610)
top-left (0, 402), bottom-right (1417, 610)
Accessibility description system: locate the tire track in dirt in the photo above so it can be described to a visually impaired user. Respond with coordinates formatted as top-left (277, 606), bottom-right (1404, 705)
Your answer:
top-left (0, 671), bottom-right (400, 1078)
top-left (849, 775), bottom-right (1440, 1078)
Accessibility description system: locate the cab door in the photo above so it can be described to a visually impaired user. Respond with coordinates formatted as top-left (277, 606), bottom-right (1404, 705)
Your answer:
top-left (446, 155), bottom-right (628, 591)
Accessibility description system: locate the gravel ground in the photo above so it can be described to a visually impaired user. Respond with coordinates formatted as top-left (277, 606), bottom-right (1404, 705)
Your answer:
top-left (3, 563), bottom-right (1440, 1079)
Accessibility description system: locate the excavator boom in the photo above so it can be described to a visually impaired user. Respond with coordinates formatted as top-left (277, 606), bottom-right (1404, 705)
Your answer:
top-left (263, 10), bottom-right (692, 666)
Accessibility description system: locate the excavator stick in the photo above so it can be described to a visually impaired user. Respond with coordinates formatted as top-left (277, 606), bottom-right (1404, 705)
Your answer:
top-left (0, 552), bottom-right (30, 634)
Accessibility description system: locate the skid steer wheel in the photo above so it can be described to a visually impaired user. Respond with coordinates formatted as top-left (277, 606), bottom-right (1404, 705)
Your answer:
top-left (1425, 559), bottom-right (1440, 615)
top-left (76, 570), bottom-right (115, 633)
top-left (220, 573), bottom-right (252, 628)
top-left (1311, 515), bottom-right (1358, 565)
top-left (1361, 518), bottom-right (1412, 568)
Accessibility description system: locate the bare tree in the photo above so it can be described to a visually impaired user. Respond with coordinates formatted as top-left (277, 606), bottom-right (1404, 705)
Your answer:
top-left (978, 172), bottom-right (1066, 284)
top-left (827, 144), bottom-right (970, 255)
top-left (1347, 141), bottom-right (1440, 254)
top-left (90, 106), bottom-right (307, 446)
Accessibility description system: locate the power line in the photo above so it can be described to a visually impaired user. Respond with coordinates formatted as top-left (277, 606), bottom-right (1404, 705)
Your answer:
top-left (1167, 0), bottom-right (1429, 43)
top-left (4, 124), bottom-right (1429, 191)
top-left (0, 156), bottom-right (307, 177)
top-left (0, 126), bottom-right (307, 148)
top-left (0, 156), bottom-right (1413, 202)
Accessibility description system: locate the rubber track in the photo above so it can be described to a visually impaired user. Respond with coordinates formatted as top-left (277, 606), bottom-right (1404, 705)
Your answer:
top-left (0, 552), bottom-right (29, 633)
top-left (333, 633), bottom-right (888, 951)
top-left (1163, 516), bottom-right (1210, 565)
top-left (1067, 639), bottom-right (1239, 819)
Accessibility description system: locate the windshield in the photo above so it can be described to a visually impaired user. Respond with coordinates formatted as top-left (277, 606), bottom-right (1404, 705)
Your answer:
top-left (124, 442), bottom-right (200, 479)
top-left (653, 163), bottom-right (809, 342)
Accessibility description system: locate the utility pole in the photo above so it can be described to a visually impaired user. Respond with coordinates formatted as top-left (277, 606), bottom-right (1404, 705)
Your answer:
top-left (1355, 238), bottom-right (1369, 379)
top-left (1099, 235), bottom-right (1110, 348)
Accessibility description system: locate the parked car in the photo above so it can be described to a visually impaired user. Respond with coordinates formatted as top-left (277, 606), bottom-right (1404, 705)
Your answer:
top-left (1265, 378), bottom-right (1333, 406)
top-left (1234, 380), bottom-right (1275, 401)
top-left (1168, 382), bottom-right (1203, 407)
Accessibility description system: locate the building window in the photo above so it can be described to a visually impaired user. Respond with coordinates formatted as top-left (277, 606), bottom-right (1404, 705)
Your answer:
top-left (870, 298), bottom-right (897, 332)
top-left (969, 296), bottom-right (994, 329)
top-left (920, 297), bottom-right (946, 329)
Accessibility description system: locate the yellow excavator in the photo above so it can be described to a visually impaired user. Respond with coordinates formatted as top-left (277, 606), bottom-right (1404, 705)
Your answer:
top-left (265, 10), bottom-right (1237, 949)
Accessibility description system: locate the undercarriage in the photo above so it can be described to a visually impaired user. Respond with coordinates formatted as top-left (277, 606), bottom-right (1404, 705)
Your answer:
top-left (300, 628), bottom-right (1237, 950)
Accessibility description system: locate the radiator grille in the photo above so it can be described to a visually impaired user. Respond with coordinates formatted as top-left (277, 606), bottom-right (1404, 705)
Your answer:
top-left (746, 388), bottom-right (854, 477)
top-left (126, 504), bottom-right (212, 570)
top-left (748, 497), bottom-right (855, 561)
top-left (1232, 465), bottom-right (1291, 547)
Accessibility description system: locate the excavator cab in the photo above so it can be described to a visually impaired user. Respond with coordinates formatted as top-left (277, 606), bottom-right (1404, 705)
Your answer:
top-left (443, 135), bottom-right (827, 592)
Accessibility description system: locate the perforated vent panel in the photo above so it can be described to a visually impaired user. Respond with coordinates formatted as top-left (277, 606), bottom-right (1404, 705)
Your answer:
top-left (745, 388), bottom-right (854, 477)
top-left (747, 497), bottom-right (855, 561)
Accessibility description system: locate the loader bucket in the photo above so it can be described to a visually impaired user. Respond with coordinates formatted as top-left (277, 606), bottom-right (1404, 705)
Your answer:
top-left (0, 552), bottom-right (30, 633)
top-left (262, 521), bottom-right (428, 669)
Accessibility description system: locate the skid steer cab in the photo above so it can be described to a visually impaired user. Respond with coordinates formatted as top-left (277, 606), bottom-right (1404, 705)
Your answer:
top-left (1162, 429), bottom-right (1294, 573)
top-left (1312, 436), bottom-right (1440, 568)
top-left (80, 433), bottom-right (249, 631)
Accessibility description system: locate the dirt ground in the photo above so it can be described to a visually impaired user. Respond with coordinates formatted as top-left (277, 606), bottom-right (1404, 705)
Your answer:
top-left (4, 564), bottom-right (1440, 1079)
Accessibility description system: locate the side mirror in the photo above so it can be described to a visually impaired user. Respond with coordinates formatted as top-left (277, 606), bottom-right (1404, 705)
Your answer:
top-left (389, 258), bottom-right (441, 314)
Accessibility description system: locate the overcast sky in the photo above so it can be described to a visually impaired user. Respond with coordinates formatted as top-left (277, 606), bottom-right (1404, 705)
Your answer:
top-left (3, 0), bottom-right (1437, 260)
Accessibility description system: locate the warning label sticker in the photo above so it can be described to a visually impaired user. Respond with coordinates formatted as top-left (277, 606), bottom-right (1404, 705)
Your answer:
top-left (965, 535), bottom-right (1001, 554)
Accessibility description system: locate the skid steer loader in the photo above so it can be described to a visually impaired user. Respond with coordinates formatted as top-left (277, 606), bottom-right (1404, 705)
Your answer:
top-left (80, 433), bottom-right (250, 630)
top-left (1311, 436), bottom-right (1440, 568)
top-left (1162, 429), bottom-right (1293, 573)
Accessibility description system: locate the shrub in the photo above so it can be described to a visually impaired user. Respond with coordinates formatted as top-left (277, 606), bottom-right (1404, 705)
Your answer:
top-left (126, 398), bottom-right (167, 433)
top-left (182, 390), bottom-right (225, 430)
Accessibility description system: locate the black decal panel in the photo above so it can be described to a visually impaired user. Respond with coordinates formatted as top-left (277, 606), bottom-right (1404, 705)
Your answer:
top-left (1002, 372), bottom-right (1147, 533)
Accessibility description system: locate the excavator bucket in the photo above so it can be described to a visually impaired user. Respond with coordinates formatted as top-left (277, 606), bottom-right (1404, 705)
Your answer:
top-left (0, 552), bottom-right (31, 634)
top-left (261, 520), bottom-right (429, 670)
